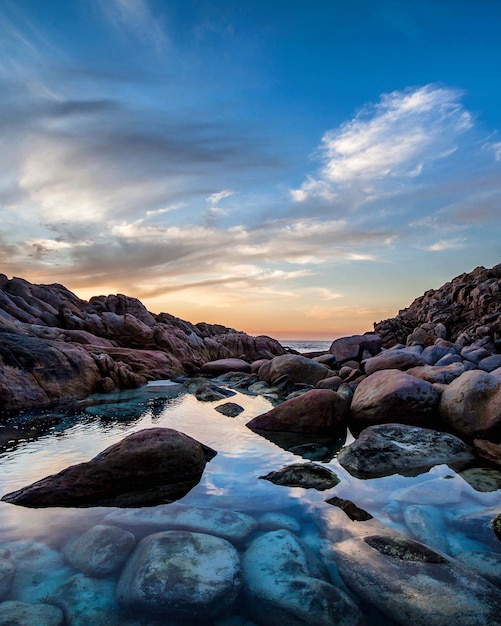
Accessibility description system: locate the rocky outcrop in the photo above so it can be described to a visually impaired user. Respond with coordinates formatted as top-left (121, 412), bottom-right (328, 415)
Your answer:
top-left (1, 428), bottom-right (216, 507)
top-left (0, 275), bottom-right (286, 412)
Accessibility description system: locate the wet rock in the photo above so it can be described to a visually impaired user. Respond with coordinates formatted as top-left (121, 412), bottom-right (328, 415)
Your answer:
top-left (2, 428), bottom-right (216, 507)
top-left (332, 534), bottom-right (501, 625)
top-left (258, 512), bottom-right (301, 533)
top-left (246, 389), bottom-right (348, 435)
top-left (455, 551), bottom-right (501, 588)
top-left (338, 423), bottom-right (474, 478)
top-left (194, 383), bottom-right (236, 402)
top-left (0, 557), bottom-right (15, 599)
top-left (116, 531), bottom-right (241, 619)
top-left (459, 467), bottom-right (501, 492)
top-left (63, 524), bottom-right (135, 577)
top-left (104, 503), bottom-right (257, 544)
top-left (201, 358), bottom-right (251, 376)
top-left (392, 475), bottom-right (464, 505)
top-left (452, 506), bottom-right (501, 546)
top-left (350, 369), bottom-right (440, 431)
top-left (259, 463), bottom-right (340, 490)
top-left (211, 371), bottom-right (258, 390)
top-left (0, 600), bottom-right (64, 626)
top-left (325, 496), bottom-right (373, 521)
top-left (215, 402), bottom-right (244, 417)
top-left (440, 370), bottom-right (501, 441)
top-left (315, 375), bottom-right (343, 391)
top-left (242, 529), bottom-right (363, 626)
top-left (402, 504), bottom-right (450, 554)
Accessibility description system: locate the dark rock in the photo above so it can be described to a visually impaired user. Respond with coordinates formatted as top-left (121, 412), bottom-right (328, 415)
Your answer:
top-left (325, 496), bottom-right (373, 521)
top-left (0, 601), bottom-right (64, 626)
top-left (1, 428), bottom-right (216, 507)
top-left (473, 438), bottom-right (501, 466)
top-left (363, 349), bottom-right (425, 375)
top-left (259, 463), bottom-right (340, 490)
top-left (215, 402), bottom-right (244, 417)
top-left (329, 333), bottom-right (383, 363)
top-left (200, 358), bottom-right (251, 375)
top-left (260, 354), bottom-right (334, 386)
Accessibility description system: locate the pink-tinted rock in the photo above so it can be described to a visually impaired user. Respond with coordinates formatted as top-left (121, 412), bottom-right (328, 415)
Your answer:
top-left (363, 350), bottom-right (425, 375)
top-left (246, 389), bottom-right (348, 434)
top-left (406, 362), bottom-right (465, 384)
top-left (350, 369), bottom-right (440, 431)
top-left (201, 358), bottom-right (251, 375)
top-left (263, 354), bottom-right (333, 386)
top-left (329, 334), bottom-right (382, 363)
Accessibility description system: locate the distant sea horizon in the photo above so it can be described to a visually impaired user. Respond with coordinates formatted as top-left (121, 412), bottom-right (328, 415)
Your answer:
top-left (279, 339), bottom-right (332, 353)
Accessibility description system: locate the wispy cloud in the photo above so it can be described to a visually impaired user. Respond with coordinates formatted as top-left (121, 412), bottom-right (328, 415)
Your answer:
top-left (100, 0), bottom-right (169, 52)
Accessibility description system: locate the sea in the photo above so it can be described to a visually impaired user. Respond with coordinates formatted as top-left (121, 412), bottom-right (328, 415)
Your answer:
top-left (279, 339), bottom-right (332, 353)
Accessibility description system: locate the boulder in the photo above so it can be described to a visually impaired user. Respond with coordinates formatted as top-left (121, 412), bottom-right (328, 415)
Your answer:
top-left (473, 439), bottom-right (501, 467)
top-left (116, 531), bottom-right (241, 619)
top-left (215, 401), bottom-right (244, 417)
top-left (363, 349), bottom-right (425, 375)
top-left (200, 358), bottom-right (251, 376)
top-left (246, 389), bottom-right (348, 435)
top-left (0, 601), bottom-right (64, 626)
top-left (1, 428), bottom-right (216, 507)
top-left (440, 370), bottom-right (501, 441)
top-left (242, 529), bottom-right (363, 626)
top-left (406, 362), bottom-right (465, 384)
top-left (329, 333), bottom-right (382, 363)
top-left (332, 534), bottom-right (501, 626)
top-left (63, 524), bottom-right (135, 577)
top-left (259, 463), bottom-right (340, 490)
top-left (337, 423), bottom-right (474, 478)
top-left (262, 354), bottom-right (333, 386)
top-left (350, 369), bottom-right (441, 431)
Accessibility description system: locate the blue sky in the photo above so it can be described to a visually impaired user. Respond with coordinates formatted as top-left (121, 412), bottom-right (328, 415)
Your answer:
top-left (1, 0), bottom-right (500, 339)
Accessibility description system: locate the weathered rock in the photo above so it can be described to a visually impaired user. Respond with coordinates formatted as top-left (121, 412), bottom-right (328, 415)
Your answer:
top-left (259, 463), bottom-right (340, 490)
top-left (0, 600), bottom-right (64, 626)
top-left (440, 370), bottom-right (501, 440)
top-left (104, 503), bottom-right (257, 544)
top-left (329, 333), bottom-right (383, 363)
top-left (116, 531), bottom-right (242, 619)
top-left (363, 349), bottom-right (425, 375)
top-left (201, 358), bottom-right (251, 376)
top-left (242, 529), bottom-right (363, 626)
top-left (63, 524), bottom-right (135, 577)
top-left (337, 423), bottom-right (474, 478)
top-left (332, 534), bottom-right (501, 625)
top-left (246, 389), bottom-right (348, 434)
top-left (349, 369), bottom-right (440, 431)
top-left (1, 428), bottom-right (216, 507)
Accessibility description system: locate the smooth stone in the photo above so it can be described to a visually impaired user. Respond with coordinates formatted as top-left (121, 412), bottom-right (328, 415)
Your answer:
top-left (258, 512), bottom-right (301, 533)
top-left (392, 475), bottom-right (464, 504)
top-left (435, 353), bottom-right (463, 366)
top-left (104, 503), bottom-right (257, 544)
top-left (0, 540), bottom-right (73, 604)
top-left (247, 388), bottom-right (348, 435)
top-left (459, 467), bottom-right (501, 492)
top-left (406, 362), bottom-right (465, 384)
top-left (215, 402), bottom-right (244, 417)
top-left (242, 529), bottom-right (363, 626)
top-left (453, 506), bottom-right (501, 546)
top-left (420, 345), bottom-right (457, 365)
top-left (315, 375), bottom-right (343, 391)
top-left (263, 354), bottom-right (333, 386)
top-left (456, 551), bottom-right (501, 588)
top-left (329, 334), bottom-right (382, 363)
top-left (473, 439), bottom-right (501, 467)
top-left (2, 428), bottom-right (216, 508)
top-left (201, 358), bottom-right (251, 375)
top-left (403, 504), bottom-right (450, 554)
top-left (461, 345), bottom-right (492, 364)
top-left (0, 600), bottom-right (64, 626)
top-left (116, 531), bottom-right (242, 619)
top-left (0, 558), bottom-right (15, 599)
top-left (259, 463), bottom-right (340, 491)
top-left (363, 350), bottom-right (425, 375)
top-left (349, 369), bottom-right (440, 431)
top-left (479, 355), bottom-right (501, 372)
top-left (332, 534), bottom-right (501, 625)
top-left (338, 423), bottom-right (474, 478)
top-left (63, 524), bottom-right (135, 578)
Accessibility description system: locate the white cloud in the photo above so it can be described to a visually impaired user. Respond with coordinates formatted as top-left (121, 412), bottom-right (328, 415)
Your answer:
top-left (292, 84), bottom-right (473, 203)
top-left (206, 189), bottom-right (236, 206)
top-left (101, 0), bottom-right (169, 51)
top-left (422, 238), bottom-right (466, 252)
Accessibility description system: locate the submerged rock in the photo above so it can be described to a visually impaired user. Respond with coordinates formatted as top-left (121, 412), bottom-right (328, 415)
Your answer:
top-left (215, 402), bottom-right (245, 417)
top-left (242, 529), bottom-right (363, 626)
top-left (0, 600), bottom-right (64, 626)
top-left (338, 423), bottom-right (474, 478)
top-left (332, 534), bottom-right (501, 625)
top-left (0, 557), bottom-right (15, 599)
top-left (325, 496), bottom-right (373, 522)
top-left (1, 428), bottom-right (216, 507)
top-left (259, 463), bottom-right (340, 491)
top-left (116, 530), bottom-right (241, 619)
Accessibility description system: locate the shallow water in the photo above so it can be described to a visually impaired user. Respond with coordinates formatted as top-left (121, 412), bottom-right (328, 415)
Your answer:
top-left (0, 381), bottom-right (500, 624)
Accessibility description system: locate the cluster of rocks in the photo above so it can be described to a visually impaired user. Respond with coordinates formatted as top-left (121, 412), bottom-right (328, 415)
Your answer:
top-left (0, 275), bottom-right (285, 412)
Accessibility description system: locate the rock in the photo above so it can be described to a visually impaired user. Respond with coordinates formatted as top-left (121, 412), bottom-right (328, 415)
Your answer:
top-left (402, 504), bottom-right (451, 554)
top-left (257, 512), bottom-right (301, 533)
top-left (215, 402), bottom-right (244, 417)
top-left (452, 506), bottom-right (501, 546)
top-left (349, 370), bottom-right (440, 431)
top-left (337, 423), bottom-right (474, 478)
top-left (420, 343), bottom-right (458, 365)
top-left (104, 503), bottom-right (257, 544)
top-left (440, 370), bottom-right (501, 440)
top-left (406, 362), bottom-right (465, 384)
top-left (0, 600), bottom-right (64, 626)
top-left (194, 383), bottom-right (236, 402)
top-left (63, 524), bottom-right (135, 577)
top-left (0, 557), bottom-right (15, 599)
top-left (201, 358), bottom-right (251, 376)
top-left (2, 428), bottom-right (216, 507)
top-left (473, 439), bottom-right (501, 467)
top-left (332, 534), bottom-right (501, 626)
top-left (459, 467), bottom-right (501, 492)
top-left (259, 463), bottom-right (340, 490)
top-left (479, 354), bottom-right (501, 372)
top-left (329, 333), bottom-right (383, 363)
top-left (325, 496), bottom-right (373, 521)
top-left (211, 371), bottom-right (258, 389)
top-left (363, 349), bottom-right (425, 375)
top-left (242, 529), bottom-right (363, 626)
top-left (246, 389), bottom-right (348, 435)
top-left (455, 551), bottom-right (501, 588)
top-left (494, 513), bottom-right (501, 542)
top-left (461, 345), bottom-right (492, 364)
top-left (116, 531), bottom-right (241, 619)
top-left (392, 475), bottom-right (464, 505)
top-left (262, 354), bottom-right (333, 386)
top-left (315, 375), bottom-right (343, 391)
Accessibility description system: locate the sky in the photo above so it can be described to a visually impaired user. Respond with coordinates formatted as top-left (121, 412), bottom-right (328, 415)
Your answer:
top-left (1, 0), bottom-right (500, 340)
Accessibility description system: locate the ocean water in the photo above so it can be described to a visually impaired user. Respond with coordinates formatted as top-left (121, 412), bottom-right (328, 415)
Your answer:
top-left (280, 339), bottom-right (332, 353)
top-left (0, 381), bottom-right (499, 624)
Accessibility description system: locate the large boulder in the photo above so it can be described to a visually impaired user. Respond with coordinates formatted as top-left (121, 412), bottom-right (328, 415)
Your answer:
top-left (242, 529), bottom-right (363, 626)
top-left (329, 333), bottom-right (383, 363)
top-left (246, 389), bottom-right (348, 435)
top-left (200, 358), bottom-right (251, 375)
top-left (440, 370), bottom-right (501, 441)
top-left (1, 428), bottom-right (216, 507)
top-left (337, 423), bottom-right (474, 478)
top-left (349, 369), bottom-right (441, 432)
top-left (116, 530), bottom-right (242, 619)
top-left (363, 348), bottom-right (425, 375)
top-left (260, 354), bottom-right (333, 386)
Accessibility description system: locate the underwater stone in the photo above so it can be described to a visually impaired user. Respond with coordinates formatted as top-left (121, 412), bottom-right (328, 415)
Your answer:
top-left (116, 530), bottom-right (242, 619)
top-left (259, 462), bottom-right (340, 490)
top-left (63, 524), bottom-right (135, 578)
top-left (104, 503), bottom-right (257, 544)
top-left (453, 506), bottom-right (501, 546)
top-left (392, 475), bottom-right (464, 505)
top-left (242, 529), bottom-right (363, 626)
top-left (402, 505), bottom-right (450, 555)
top-left (456, 551), bottom-right (501, 588)
top-left (0, 557), bottom-right (15, 599)
top-left (332, 534), bottom-right (501, 625)
top-left (258, 511), bottom-right (301, 533)
top-left (459, 467), bottom-right (501, 492)
top-left (0, 600), bottom-right (64, 626)
top-left (215, 402), bottom-right (245, 417)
